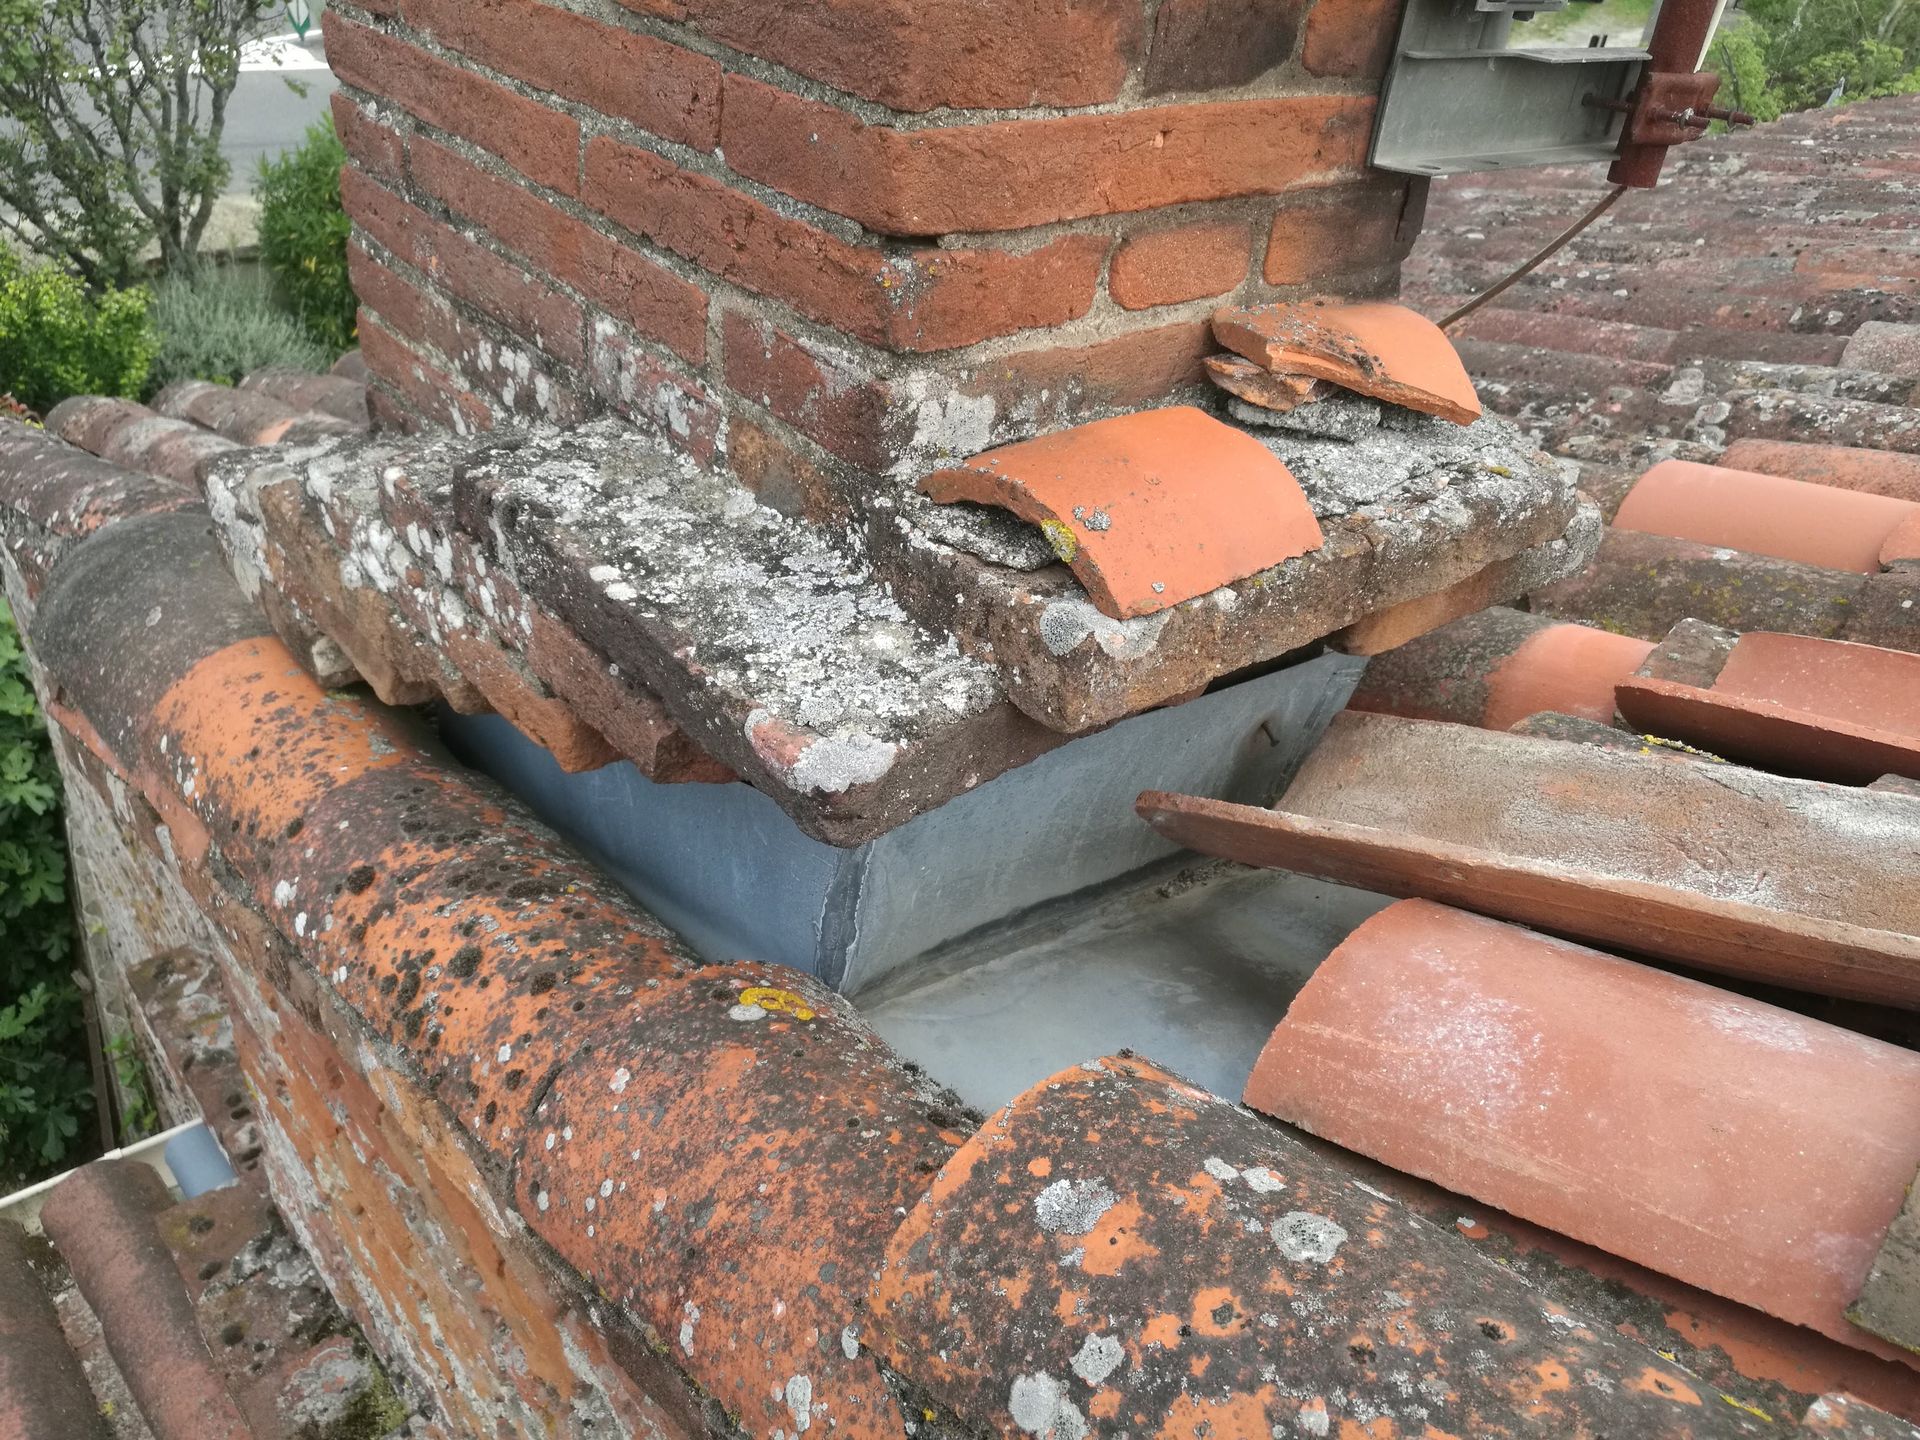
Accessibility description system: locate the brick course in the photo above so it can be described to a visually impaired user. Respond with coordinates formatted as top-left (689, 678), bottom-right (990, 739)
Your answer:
top-left (324, 14), bottom-right (580, 195)
top-left (1110, 221), bottom-right (1254, 309)
top-left (327, 0), bottom-right (1413, 487)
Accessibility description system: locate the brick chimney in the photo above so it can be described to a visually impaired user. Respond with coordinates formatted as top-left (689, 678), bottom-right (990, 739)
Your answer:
top-left (324, 0), bottom-right (1417, 506)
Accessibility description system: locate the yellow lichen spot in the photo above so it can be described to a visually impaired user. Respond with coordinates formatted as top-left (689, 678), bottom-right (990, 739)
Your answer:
top-left (1719, 1394), bottom-right (1773, 1422)
top-left (1040, 519), bottom-right (1079, 564)
top-left (740, 985), bottom-right (817, 1022)
top-left (1484, 464), bottom-right (1513, 477)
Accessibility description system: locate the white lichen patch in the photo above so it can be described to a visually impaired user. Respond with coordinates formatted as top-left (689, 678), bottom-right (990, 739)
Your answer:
top-left (1008, 1372), bottom-right (1088, 1440)
top-left (472, 423), bottom-right (1002, 779)
top-left (1033, 1178), bottom-right (1116, 1236)
top-left (1273, 1211), bottom-right (1347, 1266)
top-left (1069, 1333), bottom-right (1124, 1387)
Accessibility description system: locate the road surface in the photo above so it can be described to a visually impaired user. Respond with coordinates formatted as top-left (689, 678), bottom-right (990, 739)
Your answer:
top-left (224, 29), bottom-right (338, 191)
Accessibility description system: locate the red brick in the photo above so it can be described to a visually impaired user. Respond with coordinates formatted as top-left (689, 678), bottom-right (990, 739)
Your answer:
top-left (342, 168), bottom-right (587, 366)
top-left (888, 236), bottom-right (1111, 349)
top-left (662, 0), bottom-right (1142, 113)
top-left (359, 315), bottom-right (494, 434)
top-left (581, 136), bottom-right (1107, 351)
top-left (410, 142), bottom-right (710, 367)
top-left (1109, 221), bottom-right (1252, 309)
top-left (1302, 0), bottom-right (1402, 78)
top-left (400, 0), bottom-right (720, 152)
top-left (719, 77), bottom-right (1376, 235)
top-left (722, 312), bottom-right (894, 470)
top-left (350, 245), bottom-right (588, 427)
top-left (1265, 184), bottom-right (1414, 283)
top-left (329, 93), bottom-right (405, 183)
top-left (347, 241), bottom-right (432, 338)
top-left (585, 317), bottom-right (724, 462)
top-left (968, 319), bottom-right (1217, 415)
top-left (728, 411), bottom-right (849, 522)
top-left (323, 13), bottom-right (580, 195)
top-left (1143, 0), bottom-right (1305, 95)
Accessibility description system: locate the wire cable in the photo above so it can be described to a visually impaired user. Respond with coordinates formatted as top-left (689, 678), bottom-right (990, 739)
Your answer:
top-left (1437, 183), bottom-right (1630, 331)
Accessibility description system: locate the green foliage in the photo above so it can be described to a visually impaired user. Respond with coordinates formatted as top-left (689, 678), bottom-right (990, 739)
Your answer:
top-left (149, 262), bottom-right (331, 389)
top-left (0, 246), bottom-right (156, 416)
top-left (0, 596), bottom-right (89, 1189)
top-left (106, 1031), bottom-right (157, 1140)
top-left (1717, 1), bottom-right (1920, 124)
top-left (0, 0), bottom-right (285, 285)
top-left (257, 117), bottom-right (356, 355)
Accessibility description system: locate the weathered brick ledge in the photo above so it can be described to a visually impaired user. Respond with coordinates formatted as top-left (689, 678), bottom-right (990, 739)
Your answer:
top-left (0, 414), bottom-right (1795, 1436)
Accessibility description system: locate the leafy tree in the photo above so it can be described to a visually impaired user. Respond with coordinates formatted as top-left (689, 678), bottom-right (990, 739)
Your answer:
top-left (0, 0), bottom-right (288, 286)
top-left (1717, 0), bottom-right (1920, 122)
top-left (0, 597), bottom-right (90, 1187)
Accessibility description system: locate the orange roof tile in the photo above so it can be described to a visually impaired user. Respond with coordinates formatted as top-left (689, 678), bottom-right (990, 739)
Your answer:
top-left (1244, 899), bottom-right (1920, 1365)
top-left (1211, 299), bottom-right (1482, 425)
top-left (919, 405), bottom-right (1324, 618)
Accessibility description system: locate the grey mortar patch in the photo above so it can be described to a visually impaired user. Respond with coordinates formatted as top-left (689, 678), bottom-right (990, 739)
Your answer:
top-left (471, 421), bottom-right (1003, 765)
top-left (898, 491), bottom-right (1056, 571)
top-left (1249, 411), bottom-right (1560, 521)
top-left (1230, 391), bottom-right (1383, 441)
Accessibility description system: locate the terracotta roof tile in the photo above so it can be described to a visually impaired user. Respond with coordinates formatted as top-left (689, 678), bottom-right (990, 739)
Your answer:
top-left (0, 418), bottom-right (199, 593)
top-left (520, 962), bottom-right (958, 1439)
top-left (1616, 632), bottom-right (1920, 784)
top-left (1212, 299), bottom-right (1482, 425)
top-left (919, 406), bottom-right (1324, 618)
top-left (1243, 899), bottom-right (1920, 1364)
top-left (1346, 606), bottom-right (1652, 729)
top-left (153, 379), bottom-right (357, 448)
top-left (239, 367), bottom-right (372, 429)
top-left (39, 1160), bottom-right (256, 1440)
top-left (1139, 711), bottom-right (1920, 1006)
top-left (0, 1219), bottom-right (113, 1440)
top-left (1804, 1392), bottom-right (1920, 1437)
top-left (1201, 352), bottom-right (1321, 412)
top-left (1843, 322), bottom-right (1920, 377)
top-left (872, 1052), bottom-right (1771, 1437)
top-left (1531, 528), bottom-right (1920, 653)
top-left (1719, 440), bottom-right (1920, 504)
top-left (45, 395), bottom-right (244, 488)
top-left (1614, 461), bottom-right (1920, 575)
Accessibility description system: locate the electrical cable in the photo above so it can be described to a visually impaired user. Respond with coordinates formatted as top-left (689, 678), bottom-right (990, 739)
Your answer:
top-left (1437, 183), bottom-right (1630, 331)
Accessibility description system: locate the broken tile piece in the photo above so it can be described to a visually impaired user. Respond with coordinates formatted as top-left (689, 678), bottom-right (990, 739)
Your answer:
top-left (919, 405), bottom-right (1324, 619)
top-left (1241, 899), bottom-right (1920, 1364)
top-left (1204, 353), bottom-right (1322, 412)
top-left (1616, 632), bottom-right (1920, 785)
top-left (1137, 712), bottom-right (1920, 1007)
top-left (1212, 300), bottom-right (1483, 425)
top-left (1614, 460), bottom-right (1920, 574)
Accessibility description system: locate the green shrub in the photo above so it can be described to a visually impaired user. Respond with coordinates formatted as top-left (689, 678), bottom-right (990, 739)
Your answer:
top-left (0, 596), bottom-right (89, 1188)
top-left (148, 263), bottom-right (331, 390)
top-left (256, 117), bottom-right (356, 355)
top-left (0, 247), bottom-right (156, 416)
